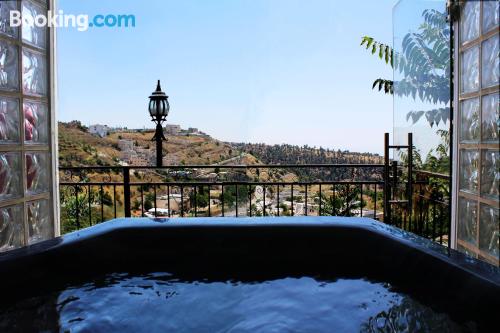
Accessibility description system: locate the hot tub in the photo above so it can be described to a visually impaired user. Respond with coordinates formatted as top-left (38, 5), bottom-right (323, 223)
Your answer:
top-left (0, 217), bottom-right (498, 332)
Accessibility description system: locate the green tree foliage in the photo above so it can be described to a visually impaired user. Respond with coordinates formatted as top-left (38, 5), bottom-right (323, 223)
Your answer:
top-left (190, 187), bottom-right (209, 208)
top-left (316, 185), bottom-right (365, 217)
top-left (361, 9), bottom-right (450, 128)
top-left (219, 185), bottom-right (249, 208)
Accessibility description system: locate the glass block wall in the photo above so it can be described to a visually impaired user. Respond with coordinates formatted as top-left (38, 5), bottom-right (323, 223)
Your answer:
top-left (0, 0), bottom-right (55, 252)
top-left (455, 0), bottom-right (499, 265)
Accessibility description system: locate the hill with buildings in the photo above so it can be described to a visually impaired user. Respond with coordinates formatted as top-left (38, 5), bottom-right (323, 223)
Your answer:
top-left (58, 121), bottom-right (382, 173)
top-left (58, 121), bottom-right (243, 167)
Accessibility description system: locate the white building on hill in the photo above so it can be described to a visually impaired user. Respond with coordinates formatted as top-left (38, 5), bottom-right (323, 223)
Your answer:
top-left (89, 124), bottom-right (110, 138)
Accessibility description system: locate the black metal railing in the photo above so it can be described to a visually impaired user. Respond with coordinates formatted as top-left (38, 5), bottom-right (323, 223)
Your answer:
top-left (58, 162), bottom-right (450, 247)
top-left (59, 164), bottom-right (384, 230)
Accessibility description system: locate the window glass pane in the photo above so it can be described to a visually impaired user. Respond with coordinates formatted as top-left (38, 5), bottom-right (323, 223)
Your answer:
top-left (26, 152), bottom-right (49, 194)
top-left (0, 204), bottom-right (24, 252)
top-left (22, 49), bottom-right (47, 96)
top-left (480, 204), bottom-right (499, 259)
top-left (24, 101), bottom-right (48, 144)
top-left (460, 0), bottom-right (480, 44)
top-left (461, 46), bottom-right (479, 93)
top-left (0, 41), bottom-right (19, 92)
top-left (483, 0), bottom-right (500, 33)
top-left (481, 150), bottom-right (499, 200)
top-left (0, 0), bottom-right (19, 38)
top-left (459, 149), bottom-right (479, 194)
top-left (31, 0), bottom-right (47, 6)
top-left (459, 98), bottom-right (480, 142)
top-left (482, 93), bottom-right (499, 142)
top-left (457, 244), bottom-right (478, 258)
top-left (481, 35), bottom-right (499, 88)
top-left (0, 97), bottom-right (20, 144)
top-left (27, 199), bottom-right (52, 244)
top-left (0, 153), bottom-right (21, 200)
top-left (22, 0), bottom-right (47, 49)
top-left (458, 197), bottom-right (478, 246)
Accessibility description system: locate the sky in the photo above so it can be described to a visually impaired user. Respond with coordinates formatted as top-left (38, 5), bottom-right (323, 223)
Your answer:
top-left (57, 0), bottom-right (398, 154)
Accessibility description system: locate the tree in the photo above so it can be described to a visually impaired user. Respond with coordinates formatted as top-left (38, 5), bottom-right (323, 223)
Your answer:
top-left (144, 198), bottom-right (153, 211)
top-left (316, 185), bottom-right (363, 217)
top-left (360, 9), bottom-right (450, 128)
top-left (219, 185), bottom-right (249, 209)
top-left (190, 187), bottom-right (209, 208)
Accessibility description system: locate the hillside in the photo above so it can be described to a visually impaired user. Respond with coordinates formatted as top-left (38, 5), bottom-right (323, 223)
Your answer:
top-left (58, 121), bottom-right (382, 176)
top-left (58, 121), bottom-right (245, 167)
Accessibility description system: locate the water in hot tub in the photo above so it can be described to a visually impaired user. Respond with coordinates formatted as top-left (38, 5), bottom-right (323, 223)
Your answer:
top-left (0, 273), bottom-right (471, 332)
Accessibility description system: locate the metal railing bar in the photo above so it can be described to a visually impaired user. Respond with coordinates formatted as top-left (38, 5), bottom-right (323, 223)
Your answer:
top-left (248, 184), bottom-right (252, 217)
top-left (263, 185), bottom-right (266, 217)
top-left (207, 186), bottom-right (211, 217)
top-left (140, 185), bottom-right (144, 217)
top-left (319, 184), bottom-right (322, 216)
top-left (221, 185), bottom-right (224, 217)
top-left (276, 184), bottom-right (280, 217)
top-left (113, 185), bottom-right (117, 218)
top-left (235, 185), bottom-right (239, 217)
top-left (167, 185), bottom-right (171, 217)
top-left (360, 184), bottom-right (363, 218)
top-left (100, 185), bottom-right (104, 222)
top-left (75, 185), bottom-right (80, 229)
top-left (153, 185), bottom-right (157, 217)
top-left (305, 184), bottom-right (308, 216)
top-left (180, 186), bottom-right (184, 217)
top-left (88, 184), bottom-right (92, 226)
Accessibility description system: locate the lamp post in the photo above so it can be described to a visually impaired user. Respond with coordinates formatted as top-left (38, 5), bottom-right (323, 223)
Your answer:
top-left (148, 80), bottom-right (170, 167)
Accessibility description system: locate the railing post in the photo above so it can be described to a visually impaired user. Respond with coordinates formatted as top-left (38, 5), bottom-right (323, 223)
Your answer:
top-left (391, 160), bottom-right (398, 225)
top-left (75, 185), bottom-right (80, 230)
top-left (407, 132), bottom-right (413, 229)
top-left (123, 167), bottom-right (131, 218)
top-left (383, 133), bottom-right (391, 224)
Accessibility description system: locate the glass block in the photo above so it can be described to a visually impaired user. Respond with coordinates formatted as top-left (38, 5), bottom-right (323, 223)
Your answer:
top-left (24, 101), bottom-right (48, 144)
top-left (0, 97), bottom-right (20, 143)
top-left (459, 98), bottom-right (480, 142)
top-left (459, 150), bottom-right (479, 194)
top-left (0, 0), bottom-right (19, 38)
top-left (0, 153), bottom-right (22, 200)
top-left (22, 49), bottom-right (47, 96)
top-left (482, 93), bottom-right (499, 142)
top-left (22, 0), bottom-right (47, 49)
top-left (0, 204), bottom-right (24, 252)
top-left (480, 204), bottom-right (499, 259)
top-left (481, 150), bottom-right (499, 200)
top-left (26, 152), bottom-right (49, 195)
top-left (0, 40), bottom-right (19, 92)
top-left (483, 0), bottom-right (500, 33)
top-left (482, 35), bottom-right (499, 88)
top-left (458, 197), bottom-right (478, 246)
top-left (461, 46), bottom-right (479, 93)
top-left (27, 199), bottom-right (52, 244)
top-left (460, 0), bottom-right (480, 44)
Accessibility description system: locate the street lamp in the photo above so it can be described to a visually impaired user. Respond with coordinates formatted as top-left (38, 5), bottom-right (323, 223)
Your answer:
top-left (148, 80), bottom-right (170, 167)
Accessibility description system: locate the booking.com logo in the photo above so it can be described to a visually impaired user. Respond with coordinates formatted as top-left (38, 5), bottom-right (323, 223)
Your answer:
top-left (10, 10), bottom-right (135, 32)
